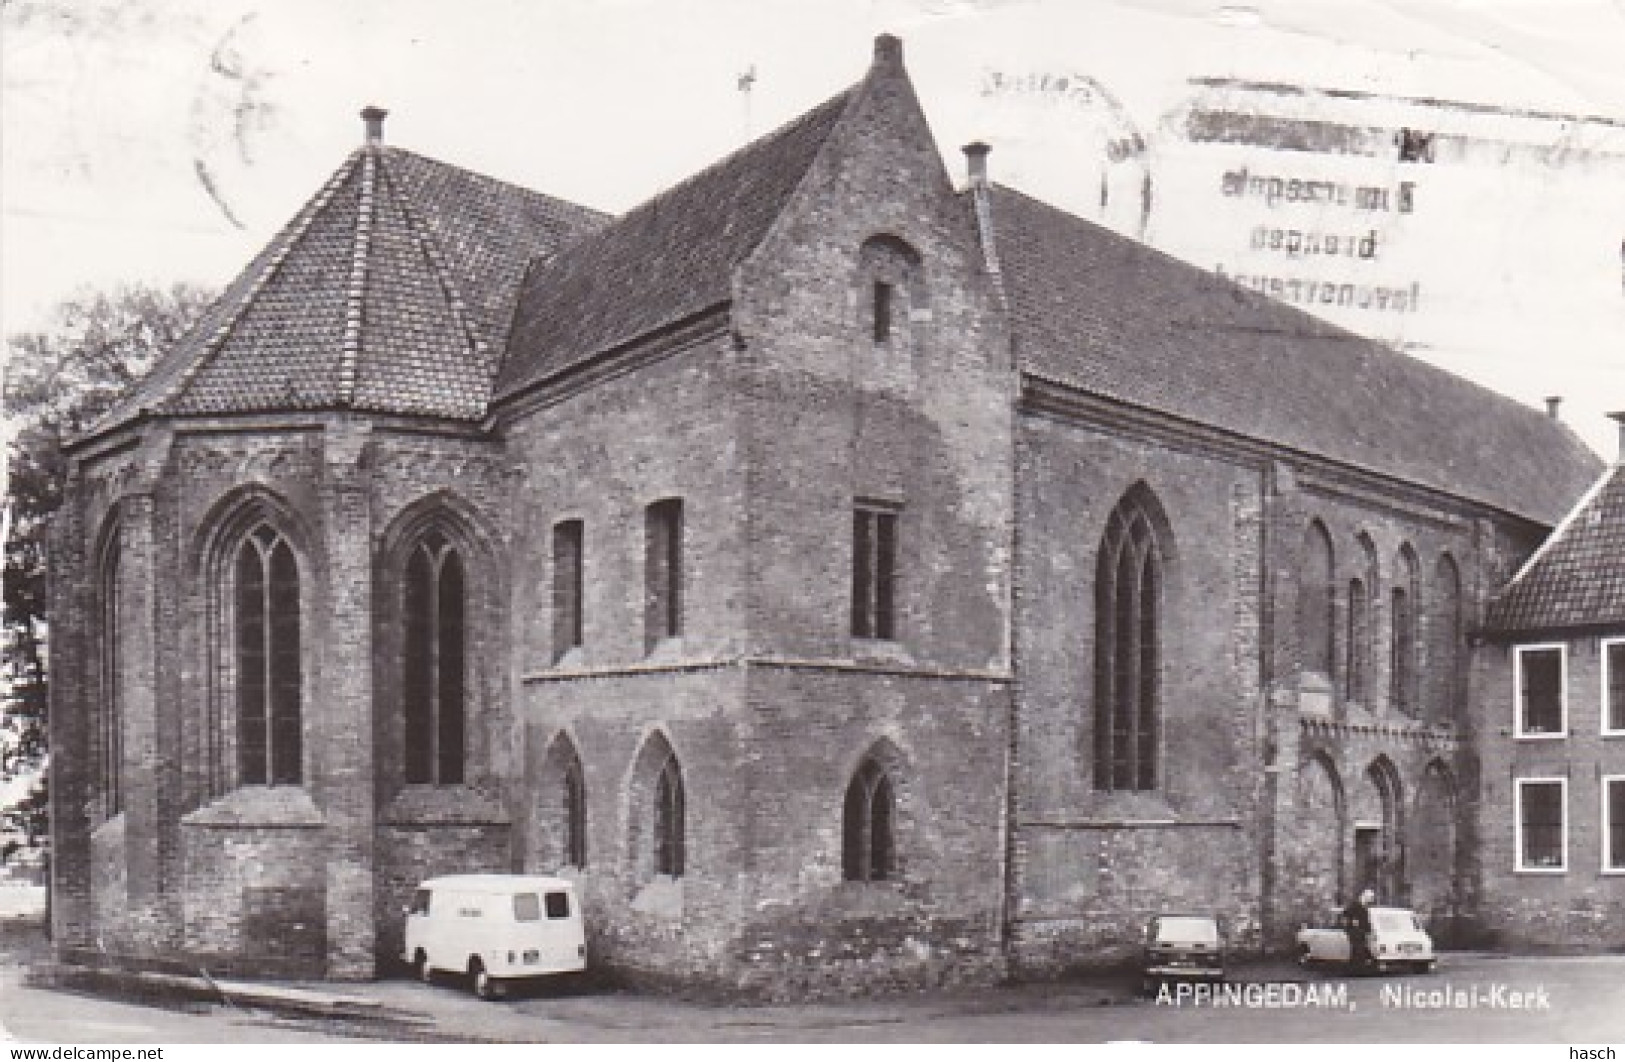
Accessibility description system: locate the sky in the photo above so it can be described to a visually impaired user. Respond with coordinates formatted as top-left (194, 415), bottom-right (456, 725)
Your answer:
top-left (3, 0), bottom-right (1624, 454)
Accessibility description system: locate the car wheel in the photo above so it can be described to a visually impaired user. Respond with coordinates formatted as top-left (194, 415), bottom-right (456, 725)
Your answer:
top-left (471, 962), bottom-right (506, 1002)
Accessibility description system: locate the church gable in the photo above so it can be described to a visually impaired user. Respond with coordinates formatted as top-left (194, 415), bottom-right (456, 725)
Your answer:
top-left (735, 35), bottom-right (985, 317)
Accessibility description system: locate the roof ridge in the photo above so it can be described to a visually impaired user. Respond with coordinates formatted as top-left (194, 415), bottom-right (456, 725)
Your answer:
top-left (163, 152), bottom-right (365, 414)
top-left (337, 149), bottom-right (379, 405)
top-left (376, 156), bottom-right (494, 373)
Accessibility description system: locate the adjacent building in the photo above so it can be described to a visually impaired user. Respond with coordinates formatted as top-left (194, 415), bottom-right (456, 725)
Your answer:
top-left (1474, 415), bottom-right (1625, 950)
top-left (49, 36), bottom-right (1613, 996)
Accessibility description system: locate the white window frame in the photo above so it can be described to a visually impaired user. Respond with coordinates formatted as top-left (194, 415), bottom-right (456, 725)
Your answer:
top-left (1514, 776), bottom-right (1568, 874)
top-left (1603, 637), bottom-right (1625, 737)
top-left (1603, 775), bottom-right (1625, 874)
top-left (1513, 643), bottom-right (1567, 740)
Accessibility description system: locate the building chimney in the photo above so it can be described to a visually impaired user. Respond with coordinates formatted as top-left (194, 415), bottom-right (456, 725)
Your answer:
top-left (873, 33), bottom-right (903, 67)
top-left (963, 142), bottom-right (991, 188)
top-left (1545, 395), bottom-right (1563, 420)
top-left (361, 105), bottom-right (388, 146)
top-left (1610, 411), bottom-right (1625, 465)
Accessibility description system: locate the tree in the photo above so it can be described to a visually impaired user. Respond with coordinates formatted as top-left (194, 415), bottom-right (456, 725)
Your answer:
top-left (2, 282), bottom-right (214, 858)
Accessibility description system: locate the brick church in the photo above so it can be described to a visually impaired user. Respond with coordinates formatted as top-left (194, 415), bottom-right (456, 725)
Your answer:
top-left (49, 36), bottom-right (1617, 995)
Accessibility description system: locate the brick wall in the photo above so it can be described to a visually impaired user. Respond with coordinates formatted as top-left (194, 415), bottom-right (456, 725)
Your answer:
top-left (1011, 414), bottom-right (1263, 970)
top-left (179, 792), bottom-right (327, 976)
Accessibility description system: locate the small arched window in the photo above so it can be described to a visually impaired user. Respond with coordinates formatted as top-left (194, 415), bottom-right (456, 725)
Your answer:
top-left (235, 524), bottom-right (302, 785)
top-left (859, 234), bottom-right (922, 349)
top-left (1346, 577), bottom-right (1369, 702)
top-left (842, 755), bottom-right (897, 882)
top-left (1391, 546), bottom-right (1420, 718)
top-left (1094, 484), bottom-right (1170, 792)
top-left (653, 750), bottom-right (685, 878)
top-left (1297, 521), bottom-right (1336, 681)
top-left (98, 532), bottom-right (123, 817)
top-left (563, 757), bottom-right (586, 869)
top-left (1430, 554), bottom-right (1462, 724)
top-left (403, 530), bottom-right (465, 785)
top-left (536, 733), bottom-right (587, 871)
top-left (1346, 534), bottom-right (1378, 707)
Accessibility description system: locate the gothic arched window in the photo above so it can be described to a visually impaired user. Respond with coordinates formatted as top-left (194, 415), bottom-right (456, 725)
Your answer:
top-left (235, 525), bottom-right (302, 785)
top-left (1094, 485), bottom-right (1170, 792)
top-left (403, 531), bottom-right (465, 785)
top-left (842, 755), bottom-right (897, 882)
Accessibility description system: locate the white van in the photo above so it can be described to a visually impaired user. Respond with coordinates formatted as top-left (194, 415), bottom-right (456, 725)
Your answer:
top-left (402, 874), bottom-right (586, 1000)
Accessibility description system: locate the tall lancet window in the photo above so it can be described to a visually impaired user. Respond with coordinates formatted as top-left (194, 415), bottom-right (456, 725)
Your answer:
top-left (98, 533), bottom-right (123, 816)
top-left (1093, 485), bottom-right (1170, 792)
top-left (236, 525), bottom-right (302, 785)
top-left (403, 530), bottom-right (466, 785)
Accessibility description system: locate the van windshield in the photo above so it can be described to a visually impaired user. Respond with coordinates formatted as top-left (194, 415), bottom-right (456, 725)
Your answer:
top-left (513, 893), bottom-right (541, 922)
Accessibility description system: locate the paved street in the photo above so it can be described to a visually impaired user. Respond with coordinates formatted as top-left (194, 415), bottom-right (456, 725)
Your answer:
top-left (321, 954), bottom-right (1625, 1043)
top-left (3, 914), bottom-right (1621, 1044)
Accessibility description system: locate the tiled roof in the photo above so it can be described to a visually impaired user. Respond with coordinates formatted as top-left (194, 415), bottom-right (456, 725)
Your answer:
top-left (92, 146), bottom-right (608, 432)
top-left (984, 185), bottom-right (1602, 526)
top-left (495, 88), bottom-right (856, 400)
top-left (1485, 463), bottom-right (1625, 634)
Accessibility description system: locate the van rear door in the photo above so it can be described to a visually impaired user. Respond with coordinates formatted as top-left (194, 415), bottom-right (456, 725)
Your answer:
top-left (508, 887), bottom-right (585, 974)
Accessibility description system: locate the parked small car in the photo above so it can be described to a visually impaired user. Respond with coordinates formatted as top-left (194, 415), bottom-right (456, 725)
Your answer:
top-left (1295, 906), bottom-right (1436, 974)
top-left (403, 874), bottom-right (587, 1000)
top-left (1141, 913), bottom-right (1225, 992)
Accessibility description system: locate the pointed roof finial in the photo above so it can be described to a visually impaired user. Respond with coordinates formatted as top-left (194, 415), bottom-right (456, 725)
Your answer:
top-left (873, 34), bottom-right (903, 67)
top-left (361, 105), bottom-right (388, 146)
